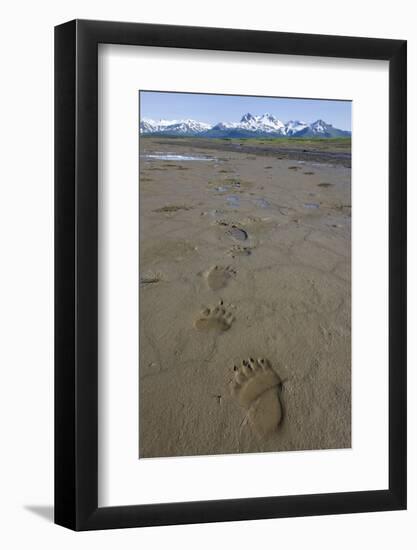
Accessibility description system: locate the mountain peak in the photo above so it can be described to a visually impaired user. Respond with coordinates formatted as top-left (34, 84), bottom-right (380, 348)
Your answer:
top-left (240, 113), bottom-right (255, 123)
top-left (312, 119), bottom-right (331, 127)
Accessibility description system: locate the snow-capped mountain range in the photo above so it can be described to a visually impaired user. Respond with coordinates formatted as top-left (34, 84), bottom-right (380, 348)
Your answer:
top-left (140, 113), bottom-right (351, 138)
top-left (140, 118), bottom-right (212, 135)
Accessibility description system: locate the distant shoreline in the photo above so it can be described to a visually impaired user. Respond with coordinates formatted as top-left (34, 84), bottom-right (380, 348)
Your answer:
top-left (142, 137), bottom-right (352, 167)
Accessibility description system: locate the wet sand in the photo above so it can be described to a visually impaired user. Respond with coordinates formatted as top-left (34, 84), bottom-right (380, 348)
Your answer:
top-left (139, 137), bottom-right (351, 458)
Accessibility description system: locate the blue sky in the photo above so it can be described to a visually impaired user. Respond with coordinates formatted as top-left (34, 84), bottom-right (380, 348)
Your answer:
top-left (140, 91), bottom-right (351, 131)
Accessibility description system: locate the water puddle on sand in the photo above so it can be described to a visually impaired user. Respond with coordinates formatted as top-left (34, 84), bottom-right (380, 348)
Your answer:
top-left (311, 162), bottom-right (334, 168)
top-left (226, 195), bottom-right (240, 208)
top-left (303, 202), bottom-right (320, 209)
top-left (254, 197), bottom-right (271, 209)
top-left (142, 153), bottom-right (216, 161)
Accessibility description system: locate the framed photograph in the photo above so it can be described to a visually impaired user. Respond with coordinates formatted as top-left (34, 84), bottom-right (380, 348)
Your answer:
top-left (55, 19), bottom-right (406, 530)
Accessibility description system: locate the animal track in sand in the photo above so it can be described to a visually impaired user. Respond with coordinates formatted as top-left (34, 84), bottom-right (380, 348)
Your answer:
top-left (214, 219), bottom-right (249, 242)
top-left (228, 245), bottom-right (252, 258)
top-left (230, 358), bottom-right (282, 437)
top-left (205, 265), bottom-right (236, 290)
top-left (194, 301), bottom-right (234, 332)
top-left (227, 226), bottom-right (248, 242)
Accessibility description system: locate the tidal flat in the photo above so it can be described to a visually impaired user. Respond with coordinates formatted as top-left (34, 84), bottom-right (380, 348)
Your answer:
top-left (139, 137), bottom-right (351, 458)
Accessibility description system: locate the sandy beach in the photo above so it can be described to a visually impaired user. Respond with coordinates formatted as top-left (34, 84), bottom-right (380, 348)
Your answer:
top-left (139, 137), bottom-right (351, 458)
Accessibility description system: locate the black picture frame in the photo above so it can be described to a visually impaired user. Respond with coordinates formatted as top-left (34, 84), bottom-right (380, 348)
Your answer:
top-left (55, 19), bottom-right (407, 531)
